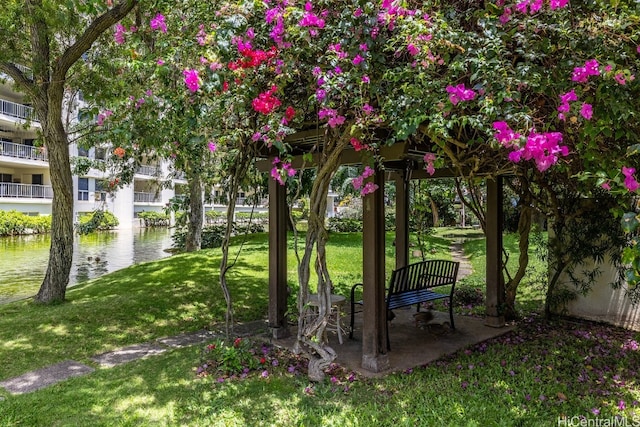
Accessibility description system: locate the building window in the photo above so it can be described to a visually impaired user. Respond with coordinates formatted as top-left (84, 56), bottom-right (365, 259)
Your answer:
top-left (95, 179), bottom-right (107, 201)
top-left (95, 147), bottom-right (106, 161)
top-left (78, 178), bottom-right (89, 201)
top-left (78, 147), bottom-right (89, 157)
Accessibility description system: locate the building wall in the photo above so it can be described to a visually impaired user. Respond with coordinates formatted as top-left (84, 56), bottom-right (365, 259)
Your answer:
top-left (556, 257), bottom-right (640, 331)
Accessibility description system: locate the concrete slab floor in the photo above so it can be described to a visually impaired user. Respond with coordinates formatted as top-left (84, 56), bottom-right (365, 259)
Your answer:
top-left (275, 308), bottom-right (514, 378)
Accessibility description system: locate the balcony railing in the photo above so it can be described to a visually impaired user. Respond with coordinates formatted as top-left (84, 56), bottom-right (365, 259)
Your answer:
top-left (136, 165), bottom-right (159, 176)
top-left (0, 140), bottom-right (48, 162)
top-left (134, 192), bottom-right (161, 203)
top-left (0, 183), bottom-right (53, 199)
top-left (0, 99), bottom-right (38, 122)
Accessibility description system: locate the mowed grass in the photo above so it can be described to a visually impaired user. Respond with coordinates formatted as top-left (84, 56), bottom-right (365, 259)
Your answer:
top-left (0, 231), bottom-right (452, 380)
top-left (0, 229), bottom-right (639, 426)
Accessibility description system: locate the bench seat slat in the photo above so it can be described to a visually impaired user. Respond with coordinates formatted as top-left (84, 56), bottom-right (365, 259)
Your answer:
top-left (387, 289), bottom-right (448, 310)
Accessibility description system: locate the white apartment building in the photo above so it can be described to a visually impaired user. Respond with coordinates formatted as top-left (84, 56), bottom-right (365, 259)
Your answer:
top-left (0, 70), bottom-right (266, 229)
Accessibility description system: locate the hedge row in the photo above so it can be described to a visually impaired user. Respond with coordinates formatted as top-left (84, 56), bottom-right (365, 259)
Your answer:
top-left (0, 210), bottom-right (51, 236)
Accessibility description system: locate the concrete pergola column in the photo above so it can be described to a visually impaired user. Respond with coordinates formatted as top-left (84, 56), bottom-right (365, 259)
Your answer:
top-left (361, 169), bottom-right (390, 372)
top-left (485, 176), bottom-right (505, 327)
top-left (268, 172), bottom-right (290, 339)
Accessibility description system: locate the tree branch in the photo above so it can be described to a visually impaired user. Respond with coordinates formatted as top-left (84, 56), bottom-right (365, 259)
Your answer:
top-left (54, 0), bottom-right (139, 80)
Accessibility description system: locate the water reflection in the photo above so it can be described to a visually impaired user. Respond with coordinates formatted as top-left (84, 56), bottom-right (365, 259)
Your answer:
top-left (1, 228), bottom-right (174, 303)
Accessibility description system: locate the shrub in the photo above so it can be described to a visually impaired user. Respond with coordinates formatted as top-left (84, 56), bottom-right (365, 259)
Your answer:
top-left (0, 210), bottom-right (51, 236)
top-left (327, 217), bottom-right (362, 232)
top-left (137, 211), bottom-right (170, 227)
top-left (76, 210), bottom-right (119, 234)
top-left (172, 222), bottom-right (266, 250)
top-left (172, 225), bottom-right (225, 250)
top-left (236, 211), bottom-right (269, 222)
top-left (205, 210), bottom-right (225, 223)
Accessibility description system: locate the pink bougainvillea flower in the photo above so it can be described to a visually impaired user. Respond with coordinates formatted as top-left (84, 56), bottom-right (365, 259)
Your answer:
top-left (559, 89), bottom-right (578, 104)
top-left (362, 75), bottom-right (370, 84)
top-left (299, 11), bottom-right (325, 29)
top-left (271, 166), bottom-right (284, 185)
top-left (549, 0), bottom-right (569, 9)
top-left (580, 103), bottom-right (593, 120)
top-left (253, 90), bottom-right (281, 114)
top-left (150, 13), bottom-right (167, 33)
top-left (572, 59), bottom-right (599, 83)
top-left (623, 167), bottom-right (639, 192)
top-left (207, 141), bottom-right (217, 152)
top-left (446, 84), bottom-right (476, 105)
top-left (96, 109), bottom-right (113, 126)
top-left (572, 67), bottom-right (588, 83)
top-left (354, 8), bottom-right (363, 17)
top-left (318, 108), bottom-right (336, 119)
top-left (601, 181), bottom-right (611, 191)
top-left (499, 7), bottom-right (512, 24)
top-left (352, 54), bottom-right (365, 65)
top-left (362, 103), bottom-right (374, 115)
top-left (352, 175), bottom-right (364, 190)
top-left (350, 138), bottom-right (365, 151)
top-left (515, 0), bottom-right (529, 14)
top-left (285, 106), bottom-right (295, 121)
top-left (529, 0), bottom-right (543, 13)
top-left (362, 166), bottom-right (375, 179)
top-left (407, 44), bottom-right (420, 56)
top-left (328, 115), bottom-right (345, 128)
top-left (493, 121), bottom-right (521, 147)
top-left (423, 153), bottom-right (436, 175)
top-left (508, 149), bottom-right (523, 163)
top-left (156, 59), bottom-right (165, 66)
top-left (183, 69), bottom-right (200, 92)
top-left (614, 73), bottom-right (627, 85)
top-left (316, 88), bottom-right (327, 101)
top-left (361, 182), bottom-right (379, 196)
top-left (114, 23), bottom-right (126, 44)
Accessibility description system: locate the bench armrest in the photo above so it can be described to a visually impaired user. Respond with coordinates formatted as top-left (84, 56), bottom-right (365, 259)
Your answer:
top-left (350, 283), bottom-right (363, 305)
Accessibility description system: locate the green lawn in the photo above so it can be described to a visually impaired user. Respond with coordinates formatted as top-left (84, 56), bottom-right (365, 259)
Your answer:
top-left (0, 230), bottom-right (638, 426)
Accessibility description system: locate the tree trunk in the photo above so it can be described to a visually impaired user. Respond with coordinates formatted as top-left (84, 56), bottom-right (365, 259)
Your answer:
top-left (297, 131), bottom-right (350, 382)
top-left (219, 149), bottom-right (253, 336)
top-left (35, 103), bottom-right (74, 304)
top-left (503, 205), bottom-right (532, 320)
top-left (20, 0), bottom-right (139, 304)
top-left (185, 174), bottom-right (203, 252)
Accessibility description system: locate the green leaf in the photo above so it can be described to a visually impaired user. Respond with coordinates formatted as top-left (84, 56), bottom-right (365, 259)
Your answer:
top-left (626, 144), bottom-right (640, 156)
top-left (621, 212), bottom-right (639, 233)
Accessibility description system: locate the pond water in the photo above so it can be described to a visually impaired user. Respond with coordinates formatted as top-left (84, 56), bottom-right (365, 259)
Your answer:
top-left (0, 228), bottom-right (174, 304)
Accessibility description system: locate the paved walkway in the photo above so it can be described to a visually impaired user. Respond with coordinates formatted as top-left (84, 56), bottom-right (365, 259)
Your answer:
top-left (451, 241), bottom-right (473, 279)
top-left (0, 322), bottom-right (267, 395)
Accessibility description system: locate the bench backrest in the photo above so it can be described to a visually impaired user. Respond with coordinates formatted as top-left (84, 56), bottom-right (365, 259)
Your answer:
top-left (388, 260), bottom-right (460, 296)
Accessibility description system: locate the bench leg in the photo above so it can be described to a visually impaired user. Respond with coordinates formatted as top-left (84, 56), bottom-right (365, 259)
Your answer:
top-left (349, 303), bottom-right (355, 339)
top-left (449, 300), bottom-right (455, 330)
